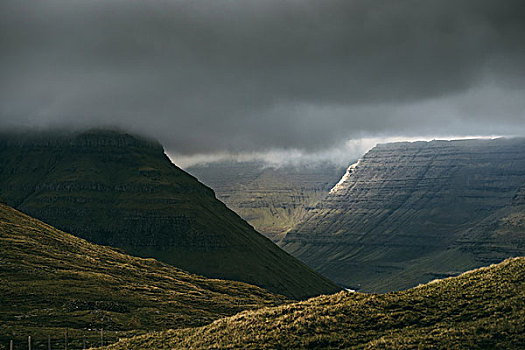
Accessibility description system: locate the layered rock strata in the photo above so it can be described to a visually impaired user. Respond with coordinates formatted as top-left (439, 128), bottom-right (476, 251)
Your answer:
top-left (282, 138), bottom-right (525, 292)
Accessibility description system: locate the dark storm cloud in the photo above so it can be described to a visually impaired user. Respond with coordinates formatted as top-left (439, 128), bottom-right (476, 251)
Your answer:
top-left (1, 0), bottom-right (524, 154)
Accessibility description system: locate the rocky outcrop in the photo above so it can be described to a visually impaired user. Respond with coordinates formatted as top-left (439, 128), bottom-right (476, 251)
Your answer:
top-left (187, 161), bottom-right (346, 242)
top-left (281, 138), bottom-right (525, 292)
top-left (0, 130), bottom-right (340, 299)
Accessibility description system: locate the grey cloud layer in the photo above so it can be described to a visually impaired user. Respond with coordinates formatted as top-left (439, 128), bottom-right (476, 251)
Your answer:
top-left (1, 0), bottom-right (524, 153)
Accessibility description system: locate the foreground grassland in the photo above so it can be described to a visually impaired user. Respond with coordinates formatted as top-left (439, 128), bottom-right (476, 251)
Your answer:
top-left (0, 203), bottom-right (287, 349)
top-left (103, 257), bottom-right (525, 349)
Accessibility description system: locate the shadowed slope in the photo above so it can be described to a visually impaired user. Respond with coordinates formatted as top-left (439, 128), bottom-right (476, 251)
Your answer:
top-left (187, 160), bottom-right (345, 242)
top-left (0, 202), bottom-right (287, 348)
top-left (102, 257), bottom-right (525, 349)
top-left (0, 130), bottom-right (340, 299)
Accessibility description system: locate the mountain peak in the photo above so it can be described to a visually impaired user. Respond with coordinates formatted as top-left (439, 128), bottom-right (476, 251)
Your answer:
top-left (0, 129), bottom-right (340, 299)
top-left (0, 128), bottom-right (163, 152)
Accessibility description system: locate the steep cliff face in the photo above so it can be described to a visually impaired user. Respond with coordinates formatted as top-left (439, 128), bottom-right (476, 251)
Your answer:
top-left (0, 130), bottom-right (340, 299)
top-left (281, 138), bottom-right (525, 292)
top-left (187, 161), bottom-right (346, 242)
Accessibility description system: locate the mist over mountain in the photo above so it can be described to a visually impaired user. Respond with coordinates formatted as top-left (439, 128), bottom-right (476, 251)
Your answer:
top-left (1, 0), bottom-right (525, 348)
top-left (1, 0), bottom-right (524, 162)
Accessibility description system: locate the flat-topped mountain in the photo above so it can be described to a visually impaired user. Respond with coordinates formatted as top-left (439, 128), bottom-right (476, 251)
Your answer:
top-left (0, 130), bottom-right (340, 299)
top-left (187, 160), bottom-right (345, 242)
top-left (0, 202), bottom-right (286, 348)
top-left (281, 138), bottom-right (525, 292)
top-left (103, 257), bottom-right (525, 349)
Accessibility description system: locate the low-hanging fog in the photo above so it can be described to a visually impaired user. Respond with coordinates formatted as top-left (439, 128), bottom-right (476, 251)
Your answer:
top-left (1, 0), bottom-right (524, 166)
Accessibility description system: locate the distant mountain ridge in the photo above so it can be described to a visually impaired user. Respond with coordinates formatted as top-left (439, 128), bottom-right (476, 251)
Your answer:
top-left (187, 160), bottom-right (346, 242)
top-left (281, 138), bottom-right (525, 292)
top-left (0, 129), bottom-right (340, 299)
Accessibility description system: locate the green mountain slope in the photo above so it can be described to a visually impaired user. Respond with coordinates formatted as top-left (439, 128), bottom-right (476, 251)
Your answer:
top-left (281, 138), bottom-right (525, 292)
top-left (187, 160), bottom-right (345, 242)
top-left (0, 202), bottom-right (287, 348)
top-left (103, 257), bottom-right (525, 349)
top-left (0, 130), bottom-right (340, 299)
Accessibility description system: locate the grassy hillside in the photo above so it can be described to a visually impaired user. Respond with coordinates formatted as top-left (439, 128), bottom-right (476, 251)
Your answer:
top-left (102, 257), bottom-right (525, 349)
top-left (187, 160), bottom-right (345, 242)
top-left (0, 203), bottom-right (287, 349)
top-left (0, 130), bottom-right (340, 299)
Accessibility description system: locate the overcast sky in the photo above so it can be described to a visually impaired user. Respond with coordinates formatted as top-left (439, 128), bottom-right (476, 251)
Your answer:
top-left (1, 0), bottom-right (524, 165)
